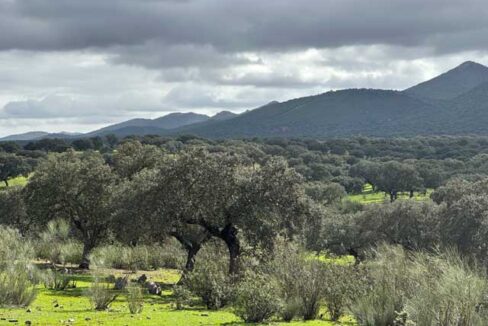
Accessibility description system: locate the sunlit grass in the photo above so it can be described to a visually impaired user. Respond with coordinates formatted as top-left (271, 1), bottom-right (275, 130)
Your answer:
top-left (0, 267), bottom-right (354, 325)
top-left (347, 183), bottom-right (433, 204)
top-left (0, 175), bottom-right (28, 189)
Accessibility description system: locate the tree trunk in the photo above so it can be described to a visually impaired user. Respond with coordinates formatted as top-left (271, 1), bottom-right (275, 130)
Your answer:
top-left (79, 241), bottom-right (93, 269)
top-left (3, 180), bottom-right (8, 187)
top-left (220, 224), bottom-right (240, 275)
top-left (390, 192), bottom-right (395, 202)
top-left (409, 190), bottom-right (414, 198)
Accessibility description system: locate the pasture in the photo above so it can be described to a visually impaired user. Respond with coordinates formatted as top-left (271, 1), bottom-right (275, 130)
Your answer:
top-left (0, 266), bottom-right (353, 325)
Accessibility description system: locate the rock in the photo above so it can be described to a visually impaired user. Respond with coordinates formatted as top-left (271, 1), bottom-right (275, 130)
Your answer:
top-left (146, 282), bottom-right (161, 295)
top-left (26, 309), bottom-right (31, 313)
top-left (25, 321), bottom-right (32, 325)
top-left (85, 317), bottom-right (91, 321)
top-left (67, 318), bottom-right (75, 323)
top-left (137, 274), bottom-right (147, 284)
top-left (114, 276), bottom-right (129, 290)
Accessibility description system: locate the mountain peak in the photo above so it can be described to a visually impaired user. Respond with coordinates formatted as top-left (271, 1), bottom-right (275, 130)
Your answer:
top-left (405, 61), bottom-right (488, 100)
top-left (457, 61), bottom-right (487, 69)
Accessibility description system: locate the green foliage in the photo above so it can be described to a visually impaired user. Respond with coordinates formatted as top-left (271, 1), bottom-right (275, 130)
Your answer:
top-left (234, 271), bottom-right (282, 323)
top-left (173, 285), bottom-right (192, 310)
top-left (183, 243), bottom-right (233, 310)
top-left (404, 251), bottom-right (488, 326)
top-left (0, 228), bottom-right (37, 307)
top-left (0, 264), bottom-right (37, 307)
top-left (126, 285), bottom-right (144, 314)
top-left (86, 278), bottom-right (118, 311)
top-left (36, 219), bottom-right (83, 265)
top-left (350, 245), bottom-right (414, 326)
top-left (43, 270), bottom-right (76, 291)
top-left (322, 265), bottom-right (365, 321)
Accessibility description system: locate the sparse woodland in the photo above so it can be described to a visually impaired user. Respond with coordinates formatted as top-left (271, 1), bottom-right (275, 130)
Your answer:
top-left (3, 135), bottom-right (488, 324)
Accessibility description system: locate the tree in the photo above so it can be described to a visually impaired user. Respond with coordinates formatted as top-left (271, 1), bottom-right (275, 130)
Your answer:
top-left (112, 141), bottom-right (163, 179)
top-left (0, 153), bottom-right (30, 186)
top-left (24, 151), bottom-right (116, 269)
top-left (304, 182), bottom-right (346, 206)
top-left (349, 161), bottom-right (381, 191)
top-left (72, 139), bottom-right (94, 151)
top-left (375, 161), bottom-right (423, 201)
top-left (126, 150), bottom-right (306, 275)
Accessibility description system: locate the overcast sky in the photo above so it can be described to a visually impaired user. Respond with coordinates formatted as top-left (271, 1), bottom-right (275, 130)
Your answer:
top-left (1, 0), bottom-right (488, 136)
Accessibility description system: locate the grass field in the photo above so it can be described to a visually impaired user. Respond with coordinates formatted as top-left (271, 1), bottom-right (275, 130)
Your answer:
top-left (348, 184), bottom-right (432, 204)
top-left (0, 266), bottom-right (355, 325)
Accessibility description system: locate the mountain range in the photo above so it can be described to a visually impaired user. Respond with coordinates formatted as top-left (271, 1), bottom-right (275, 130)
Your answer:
top-left (3, 61), bottom-right (488, 141)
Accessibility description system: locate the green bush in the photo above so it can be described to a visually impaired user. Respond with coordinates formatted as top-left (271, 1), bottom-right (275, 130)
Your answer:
top-left (350, 245), bottom-right (413, 326)
top-left (86, 278), bottom-right (118, 311)
top-left (322, 264), bottom-right (365, 321)
top-left (234, 271), bottom-right (281, 323)
top-left (404, 251), bottom-right (488, 325)
top-left (183, 242), bottom-right (233, 310)
top-left (173, 285), bottom-right (192, 310)
top-left (43, 270), bottom-right (76, 291)
top-left (270, 240), bottom-right (325, 321)
top-left (35, 219), bottom-right (83, 265)
top-left (126, 285), bottom-right (144, 314)
top-left (0, 228), bottom-right (37, 307)
top-left (0, 265), bottom-right (37, 307)
top-left (90, 240), bottom-right (185, 271)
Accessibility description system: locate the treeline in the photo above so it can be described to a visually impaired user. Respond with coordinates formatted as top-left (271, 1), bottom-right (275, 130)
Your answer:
top-left (5, 135), bottom-right (488, 196)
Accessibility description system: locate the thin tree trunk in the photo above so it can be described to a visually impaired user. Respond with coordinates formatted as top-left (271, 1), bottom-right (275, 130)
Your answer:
top-left (3, 180), bottom-right (8, 187)
top-left (409, 190), bottom-right (414, 198)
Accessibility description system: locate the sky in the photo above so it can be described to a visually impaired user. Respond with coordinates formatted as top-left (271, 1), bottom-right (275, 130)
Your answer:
top-left (1, 0), bottom-right (488, 137)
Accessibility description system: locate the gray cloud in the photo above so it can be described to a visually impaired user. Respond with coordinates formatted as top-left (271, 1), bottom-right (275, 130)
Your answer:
top-left (2, 0), bottom-right (488, 136)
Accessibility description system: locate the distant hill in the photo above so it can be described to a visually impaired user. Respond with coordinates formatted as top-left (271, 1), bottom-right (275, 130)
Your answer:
top-left (0, 131), bottom-right (49, 141)
top-left (4, 61), bottom-right (488, 141)
top-left (86, 112), bottom-right (210, 137)
top-left (404, 61), bottom-right (488, 100)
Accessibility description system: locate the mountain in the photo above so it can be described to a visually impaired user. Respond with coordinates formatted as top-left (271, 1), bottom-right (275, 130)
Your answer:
top-left (86, 112), bottom-right (210, 137)
top-left (404, 61), bottom-right (488, 100)
top-left (4, 61), bottom-right (488, 141)
top-left (0, 131), bottom-right (49, 141)
top-left (173, 89), bottom-right (443, 138)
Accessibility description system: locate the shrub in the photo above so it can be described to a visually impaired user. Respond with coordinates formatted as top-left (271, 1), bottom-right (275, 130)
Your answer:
top-left (234, 271), bottom-right (281, 323)
top-left (43, 270), bottom-right (76, 291)
top-left (0, 264), bottom-right (37, 307)
top-left (126, 285), bottom-right (144, 314)
top-left (350, 245), bottom-right (414, 326)
top-left (322, 264), bottom-right (365, 321)
top-left (183, 241), bottom-right (233, 309)
top-left (90, 241), bottom-right (185, 271)
top-left (280, 297), bottom-right (302, 322)
top-left (173, 285), bottom-right (192, 310)
top-left (86, 278), bottom-right (118, 310)
top-left (404, 251), bottom-right (488, 325)
top-left (35, 219), bottom-right (83, 265)
top-left (0, 228), bottom-right (37, 307)
top-left (270, 240), bottom-right (325, 321)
